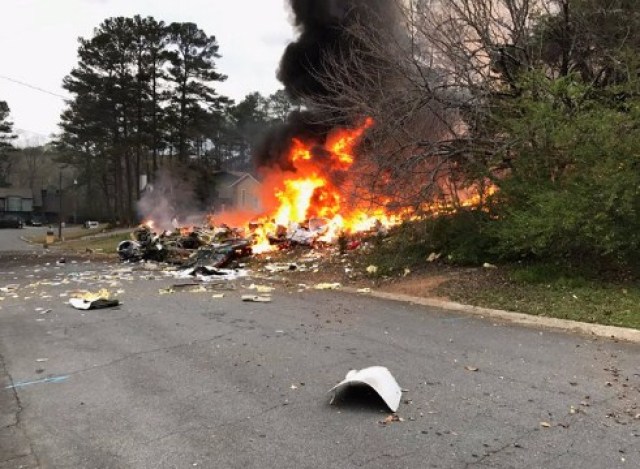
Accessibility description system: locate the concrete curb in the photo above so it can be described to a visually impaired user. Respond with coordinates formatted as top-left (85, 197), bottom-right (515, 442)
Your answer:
top-left (342, 287), bottom-right (640, 344)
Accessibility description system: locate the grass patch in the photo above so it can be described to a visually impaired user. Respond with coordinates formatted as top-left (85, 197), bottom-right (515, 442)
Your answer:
top-left (437, 264), bottom-right (640, 330)
top-left (61, 232), bottom-right (131, 255)
top-left (27, 225), bottom-right (109, 244)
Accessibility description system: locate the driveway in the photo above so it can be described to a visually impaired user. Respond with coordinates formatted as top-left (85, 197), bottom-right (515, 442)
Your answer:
top-left (0, 257), bottom-right (638, 468)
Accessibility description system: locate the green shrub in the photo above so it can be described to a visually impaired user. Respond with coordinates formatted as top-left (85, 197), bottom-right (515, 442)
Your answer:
top-left (487, 73), bottom-right (640, 268)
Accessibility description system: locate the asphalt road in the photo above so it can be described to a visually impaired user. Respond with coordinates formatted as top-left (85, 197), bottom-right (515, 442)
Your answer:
top-left (0, 256), bottom-right (638, 468)
top-left (0, 227), bottom-right (44, 252)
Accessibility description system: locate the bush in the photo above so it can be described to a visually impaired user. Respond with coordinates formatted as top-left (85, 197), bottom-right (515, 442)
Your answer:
top-left (364, 209), bottom-right (495, 273)
top-left (487, 73), bottom-right (640, 268)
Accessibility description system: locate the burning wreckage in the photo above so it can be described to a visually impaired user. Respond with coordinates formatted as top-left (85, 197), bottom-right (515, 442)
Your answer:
top-left (117, 215), bottom-right (388, 273)
top-left (120, 117), bottom-right (491, 273)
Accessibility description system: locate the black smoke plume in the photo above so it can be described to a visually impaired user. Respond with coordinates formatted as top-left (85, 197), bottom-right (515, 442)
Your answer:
top-left (255, 0), bottom-right (395, 169)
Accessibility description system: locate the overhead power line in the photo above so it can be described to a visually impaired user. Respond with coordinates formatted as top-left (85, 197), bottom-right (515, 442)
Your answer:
top-left (0, 74), bottom-right (68, 100)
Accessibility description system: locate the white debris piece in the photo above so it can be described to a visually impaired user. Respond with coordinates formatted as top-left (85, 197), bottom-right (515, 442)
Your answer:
top-left (241, 295), bottom-right (272, 303)
top-left (172, 268), bottom-right (248, 282)
top-left (313, 283), bottom-right (341, 290)
top-left (329, 366), bottom-right (402, 412)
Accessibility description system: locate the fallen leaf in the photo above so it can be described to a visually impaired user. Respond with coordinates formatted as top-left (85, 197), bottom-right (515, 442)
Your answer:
top-left (540, 422), bottom-right (551, 428)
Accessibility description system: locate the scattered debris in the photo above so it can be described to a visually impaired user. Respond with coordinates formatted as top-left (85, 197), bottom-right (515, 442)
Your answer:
top-left (379, 414), bottom-right (405, 426)
top-left (464, 366), bottom-right (479, 372)
top-left (329, 366), bottom-right (402, 412)
top-left (265, 263), bottom-right (298, 273)
top-left (70, 297), bottom-right (120, 310)
top-left (0, 284), bottom-right (19, 293)
top-left (241, 295), bottom-right (272, 303)
top-left (357, 288), bottom-right (372, 294)
top-left (69, 289), bottom-right (120, 310)
top-left (540, 421), bottom-right (551, 428)
top-left (483, 263), bottom-right (498, 269)
top-left (366, 265), bottom-right (379, 275)
top-left (314, 283), bottom-right (341, 290)
top-left (427, 252), bottom-right (441, 263)
top-left (248, 284), bottom-right (275, 294)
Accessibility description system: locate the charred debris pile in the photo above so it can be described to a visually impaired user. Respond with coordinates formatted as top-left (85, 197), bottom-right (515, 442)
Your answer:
top-left (117, 218), bottom-right (389, 275)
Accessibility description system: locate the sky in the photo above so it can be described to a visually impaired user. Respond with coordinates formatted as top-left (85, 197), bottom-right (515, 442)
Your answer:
top-left (0, 0), bottom-right (296, 144)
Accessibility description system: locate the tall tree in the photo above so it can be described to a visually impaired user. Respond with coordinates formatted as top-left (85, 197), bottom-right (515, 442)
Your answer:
top-left (0, 100), bottom-right (16, 187)
top-left (166, 22), bottom-right (228, 160)
top-left (60, 16), bottom-right (233, 222)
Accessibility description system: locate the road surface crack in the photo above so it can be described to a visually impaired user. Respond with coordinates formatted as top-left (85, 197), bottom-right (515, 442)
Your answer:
top-left (0, 351), bottom-right (40, 467)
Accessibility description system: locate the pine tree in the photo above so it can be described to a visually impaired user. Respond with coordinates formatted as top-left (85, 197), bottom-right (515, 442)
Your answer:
top-left (166, 22), bottom-right (229, 160)
top-left (0, 100), bottom-right (16, 187)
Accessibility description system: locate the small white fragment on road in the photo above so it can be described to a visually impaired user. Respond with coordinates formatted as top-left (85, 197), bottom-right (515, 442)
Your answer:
top-left (314, 283), bottom-right (341, 290)
top-left (483, 263), bottom-right (498, 269)
top-left (248, 284), bottom-right (275, 294)
top-left (69, 297), bottom-right (120, 310)
top-left (212, 293), bottom-right (225, 299)
top-left (241, 295), bottom-right (272, 303)
top-left (329, 366), bottom-right (402, 412)
top-left (357, 288), bottom-right (372, 294)
top-left (36, 358), bottom-right (48, 362)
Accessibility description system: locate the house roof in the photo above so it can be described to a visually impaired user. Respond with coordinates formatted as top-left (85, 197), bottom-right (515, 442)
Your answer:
top-left (212, 171), bottom-right (260, 188)
top-left (0, 187), bottom-right (33, 199)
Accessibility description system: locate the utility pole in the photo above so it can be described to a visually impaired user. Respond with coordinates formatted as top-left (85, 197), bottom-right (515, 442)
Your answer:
top-left (58, 169), bottom-right (63, 240)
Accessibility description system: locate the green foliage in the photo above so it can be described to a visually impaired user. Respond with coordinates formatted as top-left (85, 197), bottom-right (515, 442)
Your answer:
top-left (487, 72), bottom-right (640, 267)
top-left (59, 16), bottom-right (232, 222)
top-left (424, 210), bottom-right (495, 265)
top-left (0, 100), bottom-right (16, 187)
top-left (364, 210), bottom-right (494, 273)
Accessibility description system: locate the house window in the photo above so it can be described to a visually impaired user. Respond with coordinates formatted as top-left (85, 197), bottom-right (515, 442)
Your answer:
top-left (6, 197), bottom-right (21, 212)
top-left (241, 189), bottom-right (246, 207)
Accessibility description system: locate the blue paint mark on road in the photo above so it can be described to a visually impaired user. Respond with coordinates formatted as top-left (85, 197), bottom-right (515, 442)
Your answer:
top-left (4, 375), bottom-right (70, 389)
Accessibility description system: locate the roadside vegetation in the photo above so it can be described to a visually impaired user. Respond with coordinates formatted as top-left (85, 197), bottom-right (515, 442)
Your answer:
top-left (437, 264), bottom-right (640, 330)
top-left (58, 232), bottom-right (131, 255)
top-left (25, 225), bottom-right (108, 244)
